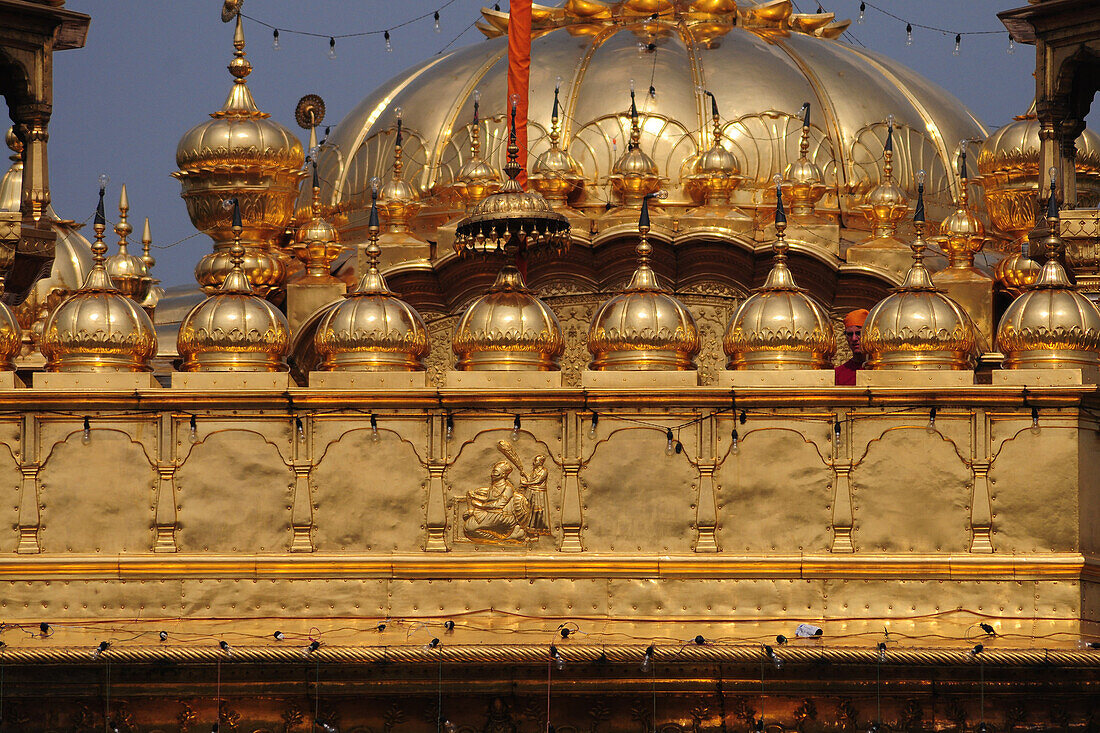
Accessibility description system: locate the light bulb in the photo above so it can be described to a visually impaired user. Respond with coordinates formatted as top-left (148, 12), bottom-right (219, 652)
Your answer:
top-left (328, 37), bottom-right (337, 60)
top-left (369, 176), bottom-right (381, 196)
top-left (511, 415), bottom-right (521, 441)
top-left (371, 414), bottom-right (380, 442)
top-left (1031, 407), bottom-right (1040, 435)
top-left (445, 414), bottom-right (455, 442)
top-left (395, 106), bottom-right (402, 122)
top-left (887, 113), bottom-right (895, 129)
top-left (665, 429), bottom-right (674, 456)
top-left (640, 645), bottom-right (654, 671)
top-left (189, 415), bottom-right (198, 444)
top-left (629, 78), bottom-right (635, 93)
top-left (1050, 166), bottom-right (1059, 185)
top-left (927, 407), bottom-right (937, 434)
top-left (588, 412), bottom-right (598, 439)
top-left (272, 29), bottom-right (281, 51)
top-left (473, 89), bottom-right (481, 104)
top-left (731, 428), bottom-right (739, 455)
top-left (953, 34), bottom-right (961, 56)
top-left (82, 417), bottom-right (91, 445)
top-left (296, 417), bottom-right (306, 442)
top-left (857, 1), bottom-right (864, 23)
top-left (1007, 34), bottom-right (1015, 54)
top-left (555, 75), bottom-right (563, 92)
top-left (434, 11), bottom-right (441, 33)
top-left (877, 642), bottom-right (887, 663)
top-left (917, 169), bottom-right (926, 186)
top-left (97, 173), bottom-right (110, 190)
top-left (905, 23), bottom-right (913, 46)
top-left (385, 30), bottom-right (392, 52)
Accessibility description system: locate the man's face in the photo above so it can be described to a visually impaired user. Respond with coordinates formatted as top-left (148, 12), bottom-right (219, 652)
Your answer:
top-left (845, 324), bottom-right (863, 355)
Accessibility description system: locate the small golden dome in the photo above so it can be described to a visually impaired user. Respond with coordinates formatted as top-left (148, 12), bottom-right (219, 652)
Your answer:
top-left (0, 276), bottom-right (22, 371)
top-left (781, 103), bottom-right (827, 216)
top-left (993, 250), bottom-right (1041, 297)
top-left (314, 207), bottom-right (429, 371)
top-left (40, 189), bottom-right (157, 373)
top-left (530, 86), bottom-right (584, 205)
top-left (452, 96), bottom-right (503, 208)
top-left (0, 127), bottom-right (23, 213)
top-left (293, 169), bottom-right (343, 279)
top-left (177, 206), bottom-right (290, 372)
top-left (377, 115), bottom-right (423, 229)
top-left (686, 93), bottom-right (742, 206)
top-left (452, 264), bottom-right (564, 370)
top-left (588, 195), bottom-right (700, 370)
top-left (935, 142), bottom-right (986, 269)
top-left (609, 88), bottom-right (661, 205)
top-left (997, 194), bottom-right (1100, 369)
top-left (104, 185), bottom-right (152, 302)
top-left (861, 182), bottom-right (978, 370)
top-left (859, 121), bottom-right (909, 238)
top-left (724, 189), bottom-right (835, 369)
top-left (172, 13), bottom-right (304, 295)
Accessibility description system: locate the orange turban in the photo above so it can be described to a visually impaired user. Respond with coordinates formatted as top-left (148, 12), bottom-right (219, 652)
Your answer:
top-left (844, 309), bottom-right (870, 328)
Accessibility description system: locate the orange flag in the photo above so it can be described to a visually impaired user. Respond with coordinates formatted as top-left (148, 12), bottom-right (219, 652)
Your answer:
top-left (507, 0), bottom-right (532, 188)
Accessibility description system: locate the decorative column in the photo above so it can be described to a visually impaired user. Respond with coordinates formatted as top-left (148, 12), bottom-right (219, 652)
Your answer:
top-left (830, 409), bottom-right (854, 553)
top-left (969, 408), bottom-right (994, 553)
top-left (425, 414), bottom-right (449, 552)
top-left (16, 414), bottom-right (40, 554)
top-left (694, 411), bottom-right (719, 553)
top-left (559, 410), bottom-right (583, 552)
top-left (153, 414), bottom-right (178, 552)
top-left (289, 414), bottom-right (315, 552)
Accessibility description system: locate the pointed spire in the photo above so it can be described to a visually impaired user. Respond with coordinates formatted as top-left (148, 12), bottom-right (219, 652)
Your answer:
top-left (801, 101), bottom-right (811, 129)
top-left (219, 198), bottom-right (253, 294)
top-left (218, 12), bottom-right (261, 117)
top-left (83, 183), bottom-right (115, 291)
top-left (141, 217), bottom-right (156, 271)
top-left (899, 170), bottom-right (936, 290)
top-left (355, 186), bottom-right (392, 295)
top-left (503, 96), bottom-right (522, 181)
top-left (774, 175), bottom-right (787, 228)
top-left (114, 184), bottom-right (132, 254)
top-left (913, 170), bottom-right (925, 225)
top-left (628, 80), bottom-right (640, 150)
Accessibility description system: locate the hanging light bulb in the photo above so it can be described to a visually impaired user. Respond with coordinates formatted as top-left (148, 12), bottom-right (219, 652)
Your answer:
top-left (731, 428), bottom-right (739, 455)
top-left (445, 413), bottom-right (455, 442)
top-left (512, 415), bottom-right (521, 441)
top-left (953, 34), bottom-right (961, 56)
top-left (385, 30), bottom-right (392, 52)
top-left (328, 36), bottom-right (337, 60)
top-left (1006, 33), bottom-right (1015, 54)
top-left (272, 29), bottom-right (281, 51)
top-left (97, 172), bottom-right (110, 190)
top-left (588, 412), bottom-right (598, 439)
top-left (550, 645), bottom-right (566, 670)
top-left (82, 416), bottom-right (91, 445)
top-left (371, 413), bottom-right (380, 443)
top-left (763, 644), bottom-right (784, 669)
top-left (640, 644), bottom-right (655, 672)
top-left (1031, 407), bottom-right (1041, 435)
top-left (877, 642), bottom-right (887, 663)
top-left (189, 414), bottom-right (198, 444)
top-left (905, 23), bottom-right (913, 46)
top-left (434, 11), bottom-right (441, 33)
top-left (857, 1), bottom-right (865, 23)
top-left (665, 428), bottom-right (675, 456)
top-left (295, 416), bottom-right (306, 442)
top-left (927, 407), bottom-right (937, 434)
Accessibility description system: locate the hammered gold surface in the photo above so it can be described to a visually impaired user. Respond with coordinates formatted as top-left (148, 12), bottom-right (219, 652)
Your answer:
top-left (0, 442), bottom-right (18, 555)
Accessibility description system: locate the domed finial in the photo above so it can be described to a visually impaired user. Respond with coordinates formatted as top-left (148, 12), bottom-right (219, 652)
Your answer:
top-left (230, 12), bottom-right (251, 82)
top-left (914, 169), bottom-right (926, 228)
top-left (909, 171), bottom-right (930, 273)
top-left (773, 174), bottom-right (787, 238)
top-left (218, 11), bottom-right (260, 115)
top-left (219, 198), bottom-right (253, 294)
top-left (549, 77), bottom-right (563, 147)
top-left (705, 90), bottom-right (721, 142)
top-left (91, 181), bottom-right (108, 266)
top-left (503, 95), bottom-right (522, 181)
top-left (628, 80), bottom-right (640, 150)
top-left (957, 139), bottom-right (969, 206)
top-left (798, 102), bottom-right (811, 157)
top-left (141, 217), bottom-right (155, 270)
top-left (392, 107), bottom-right (405, 182)
top-left (114, 184), bottom-right (132, 254)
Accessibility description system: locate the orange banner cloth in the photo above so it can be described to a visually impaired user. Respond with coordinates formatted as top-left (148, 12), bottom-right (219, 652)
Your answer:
top-left (507, 0), bottom-right (532, 188)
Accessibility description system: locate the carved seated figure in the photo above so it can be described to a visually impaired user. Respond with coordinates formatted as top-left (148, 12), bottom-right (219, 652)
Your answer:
top-left (463, 460), bottom-right (532, 542)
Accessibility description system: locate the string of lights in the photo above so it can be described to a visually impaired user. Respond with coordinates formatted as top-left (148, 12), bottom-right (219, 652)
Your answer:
top-left (842, 0), bottom-right (1017, 56)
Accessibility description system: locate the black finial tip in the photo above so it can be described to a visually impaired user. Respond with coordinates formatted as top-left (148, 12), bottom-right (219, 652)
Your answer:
top-left (231, 198), bottom-right (243, 230)
top-left (914, 184), bottom-right (925, 224)
top-left (884, 125), bottom-right (893, 153)
top-left (94, 188), bottom-right (106, 227)
top-left (312, 161), bottom-right (319, 190)
top-left (706, 90), bottom-right (719, 119)
top-left (639, 195), bottom-right (651, 230)
top-left (802, 102), bottom-right (811, 128)
top-left (775, 195), bottom-right (787, 227)
top-left (395, 118), bottom-right (403, 147)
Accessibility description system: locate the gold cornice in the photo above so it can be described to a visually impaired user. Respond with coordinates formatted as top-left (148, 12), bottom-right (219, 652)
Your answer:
top-left (0, 552), bottom-right (1088, 581)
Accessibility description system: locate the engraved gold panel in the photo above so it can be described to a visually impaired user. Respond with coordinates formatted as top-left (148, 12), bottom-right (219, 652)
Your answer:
top-left (387, 578), bottom-right (609, 619)
top-left (607, 577), bottom-right (826, 620)
top-left (311, 427), bottom-right (428, 553)
top-left (179, 578), bottom-right (389, 618)
top-left (38, 430), bottom-right (156, 553)
top-left (0, 422), bottom-right (19, 555)
top-left (175, 431), bottom-right (293, 553)
top-left (849, 426), bottom-right (971, 553)
top-left (988, 415), bottom-right (1078, 553)
top-left (0, 579), bottom-right (187, 619)
top-left (714, 420), bottom-right (832, 553)
top-left (580, 427), bottom-right (696, 553)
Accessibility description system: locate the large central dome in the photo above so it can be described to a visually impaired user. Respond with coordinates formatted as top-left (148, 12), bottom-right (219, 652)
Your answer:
top-left (316, 0), bottom-right (986, 250)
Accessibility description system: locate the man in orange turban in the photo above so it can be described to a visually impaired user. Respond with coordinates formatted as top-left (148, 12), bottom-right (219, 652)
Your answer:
top-left (834, 308), bottom-right (869, 386)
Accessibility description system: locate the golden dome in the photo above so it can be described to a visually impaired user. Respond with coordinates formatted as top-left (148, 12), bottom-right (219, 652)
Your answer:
top-left (724, 188), bottom-right (835, 369)
top-left (587, 194), bottom-right (700, 370)
top-left (997, 193), bottom-right (1100, 369)
top-left (452, 264), bottom-right (564, 370)
top-left (293, 169), bottom-right (343, 279)
top-left (861, 181), bottom-right (978, 370)
top-left (177, 204), bottom-right (290, 372)
top-left (530, 84), bottom-right (584, 205)
top-left (172, 12), bottom-right (303, 295)
top-left (40, 189), bottom-right (157, 373)
top-left (978, 111), bottom-right (1100, 245)
top-left (452, 95), bottom-right (502, 208)
top-left (314, 204), bottom-right (430, 371)
top-left (935, 143), bottom-right (986, 269)
top-left (0, 127), bottom-right (22, 212)
top-left (686, 92), bottom-right (742, 206)
top-left (859, 120), bottom-right (909, 238)
top-left (377, 113), bottom-right (424, 230)
top-left (0, 275), bottom-right (22, 371)
top-left (780, 104), bottom-right (827, 216)
top-left (609, 87), bottom-right (661, 205)
top-left (993, 251), bottom-right (1041, 297)
top-left (104, 185), bottom-right (152, 302)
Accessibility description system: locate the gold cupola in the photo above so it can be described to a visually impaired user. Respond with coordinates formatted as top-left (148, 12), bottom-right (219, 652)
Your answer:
top-left (935, 141), bottom-right (986, 271)
top-left (859, 117), bottom-right (908, 238)
top-left (861, 173), bottom-right (978, 370)
top-left (452, 101), bottom-right (569, 371)
top-left (176, 199), bottom-right (291, 372)
top-left (173, 10), bottom-right (304, 296)
top-left (40, 186), bottom-right (157, 373)
top-left (587, 193), bottom-right (700, 370)
top-left (780, 103), bottom-right (827, 217)
top-left (104, 184), bottom-right (152, 303)
top-left (0, 273), bottom-right (22, 371)
top-left (609, 82), bottom-right (661, 206)
top-left (686, 91), bottom-right (742, 207)
top-left (293, 165), bottom-right (343, 280)
top-left (530, 79), bottom-right (584, 206)
top-left (724, 179), bottom-right (836, 369)
top-left (452, 92), bottom-right (503, 209)
top-left (377, 108), bottom-right (423, 229)
top-left (314, 195), bottom-right (430, 371)
top-left (997, 176), bottom-right (1100, 369)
